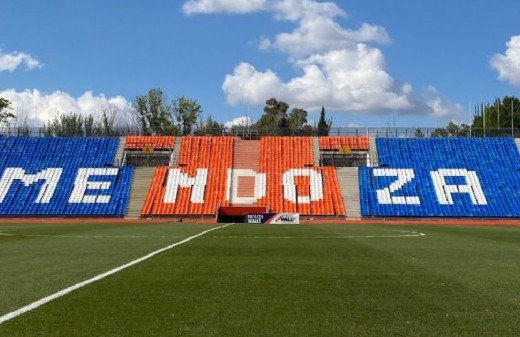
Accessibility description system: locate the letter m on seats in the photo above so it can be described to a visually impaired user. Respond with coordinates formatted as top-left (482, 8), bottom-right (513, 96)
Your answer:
top-left (163, 168), bottom-right (207, 203)
top-left (0, 168), bottom-right (62, 203)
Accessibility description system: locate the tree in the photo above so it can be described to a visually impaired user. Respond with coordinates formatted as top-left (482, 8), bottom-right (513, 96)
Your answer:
top-left (429, 96), bottom-right (520, 138)
top-left (0, 98), bottom-right (16, 127)
top-left (97, 107), bottom-right (120, 136)
top-left (253, 98), bottom-right (289, 133)
top-left (42, 107), bottom-right (122, 137)
top-left (172, 96), bottom-right (202, 136)
top-left (43, 112), bottom-right (85, 137)
top-left (317, 106), bottom-right (332, 136)
top-left (471, 96), bottom-right (520, 135)
top-left (134, 88), bottom-right (176, 135)
top-left (194, 115), bottom-right (224, 135)
top-left (414, 127), bottom-right (425, 138)
top-left (288, 108), bottom-right (309, 135)
top-left (84, 114), bottom-right (95, 136)
top-left (430, 127), bottom-right (448, 138)
top-left (430, 121), bottom-right (471, 137)
top-left (445, 121), bottom-right (460, 136)
top-left (278, 114), bottom-right (290, 136)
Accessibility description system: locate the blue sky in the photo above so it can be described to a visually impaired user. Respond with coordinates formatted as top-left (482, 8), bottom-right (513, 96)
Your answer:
top-left (1, 0), bottom-right (520, 129)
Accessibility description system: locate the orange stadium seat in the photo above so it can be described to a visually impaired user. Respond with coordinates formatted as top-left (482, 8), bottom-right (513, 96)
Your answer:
top-left (258, 136), bottom-right (345, 216)
top-left (319, 136), bottom-right (369, 151)
top-left (141, 136), bottom-right (233, 216)
top-left (125, 135), bottom-right (175, 151)
top-left (141, 135), bottom-right (345, 217)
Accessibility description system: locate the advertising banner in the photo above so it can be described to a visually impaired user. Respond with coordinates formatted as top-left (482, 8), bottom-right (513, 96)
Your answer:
top-left (245, 213), bottom-right (300, 224)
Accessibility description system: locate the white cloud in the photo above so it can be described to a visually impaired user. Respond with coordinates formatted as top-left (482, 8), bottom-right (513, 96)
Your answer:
top-left (223, 47), bottom-right (412, 112)
top-left (224, 116), bottom-right (252, 128)
top-left (265, 17), bottom-right (390, 57)
top-left (491, 35), bottom-right (520, 86)
top-left (185, 0), bottom-right (461, 120)
top-left (0, 89), bottom-right (135, 127)
top-left (182, 0), bottom-right (266, 14)
top-left (222, 62), bottom-right (283, 105)
top-left (0, 49), bottom-right (42, 72)
top-left (270, 0), bottom-right (345, 21)
top-left (183, 0), bottom-right (345, 20)
top-left (295, 47), bottom-right (411, 110)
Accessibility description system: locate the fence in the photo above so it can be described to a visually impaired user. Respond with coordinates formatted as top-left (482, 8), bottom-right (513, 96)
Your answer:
top-left (1, 126), bottom-right (520, 138)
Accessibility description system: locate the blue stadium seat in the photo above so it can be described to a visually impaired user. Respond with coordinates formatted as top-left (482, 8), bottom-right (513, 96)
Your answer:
top-left (0, 137), bottom-right (132, 217)
top-left (359, 137), bottom-right (520, 218)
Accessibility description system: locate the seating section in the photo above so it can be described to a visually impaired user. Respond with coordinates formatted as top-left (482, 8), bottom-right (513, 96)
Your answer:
top-left (0, 137), bottom-right (132, 216)
top-left (359, 138), bottom-right (520, 217)
top-left (257, 137), bottom-right (345, 215)
top-left (125, 135), bottom-right (174, 150)
top-left (11, 135), bottom-right (520, 219)
top-left (141, 136), bottom-right (345, 216)
top-left (319, 136), bottom-right (369, 151)
top-left (141, 136), bottom-right (233, 215)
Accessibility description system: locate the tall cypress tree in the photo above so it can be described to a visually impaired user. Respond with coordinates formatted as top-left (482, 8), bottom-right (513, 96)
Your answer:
top-left (317, 106), bottom-right (331, 136)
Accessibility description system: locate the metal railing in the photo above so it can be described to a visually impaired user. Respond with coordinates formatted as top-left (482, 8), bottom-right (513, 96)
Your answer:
top-left (1, 126), bottom-right (520, 138)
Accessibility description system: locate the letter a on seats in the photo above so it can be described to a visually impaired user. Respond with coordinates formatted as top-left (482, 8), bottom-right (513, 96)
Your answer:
top-left (430, 169), bottom-right (487, 205)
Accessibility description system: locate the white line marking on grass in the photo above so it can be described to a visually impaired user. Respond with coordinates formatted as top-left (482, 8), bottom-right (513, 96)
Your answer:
top-left (0, 232), bottom-right (185, 239)
top-left (205, 230), bottom-right (426, 240)
top-left (0, 223), bottom-right (233, 325)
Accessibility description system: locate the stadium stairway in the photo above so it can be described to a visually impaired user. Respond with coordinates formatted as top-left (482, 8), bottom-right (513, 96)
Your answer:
top-left (230, 138), bottom-right (260, 205)
top-left (125, 167), bottom-right (155, 218)
top-left (232, 138), bottom-right (260, 170)
top-left (114, 136), bottom-right (126, 166)
top-left (169, 136), bottom-right (183, 166)
top-left (312, 136), bottom-right (320, 166)
top-left (336, 167), bottom-right (361, 218)
top-left (368, 137), bottom-right (379, 166)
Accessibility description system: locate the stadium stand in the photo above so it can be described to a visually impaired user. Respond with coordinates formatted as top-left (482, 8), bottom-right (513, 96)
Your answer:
top-left (359, 137), bottom-right (520, 217)
top-left (257, 137), bottom-right (345, 216)
top-left (0, 137), bottom-right (132, 216)
top-left (141, 136), bottom-right (233, 216)
top-left (140, 136), bottom-right (345, 217)
top-left (11, 134), bottom-right (520, 219)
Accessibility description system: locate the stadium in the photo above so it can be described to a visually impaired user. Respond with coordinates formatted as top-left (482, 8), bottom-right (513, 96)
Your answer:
top-left (1, 132), bottom-right (520, 336)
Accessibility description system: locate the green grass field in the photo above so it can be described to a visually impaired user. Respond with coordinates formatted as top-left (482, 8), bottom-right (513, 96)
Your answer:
top-left (1, 222), bottom-right (520, 336)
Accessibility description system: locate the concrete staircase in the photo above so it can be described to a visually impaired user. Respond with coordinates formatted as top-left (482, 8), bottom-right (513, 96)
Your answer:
top-left (114, 136), bottom-right (126, 166)
top-left (230, 139), bottom-right (260, 205)
top-left (233, 139), bottom-right (260, 170)
top-left (169, 136), bottom-right (183, 166)
top-left (336, 167), bottom-right (361, 218)
top-left (125, 167), bottom-right (155, 218)
top-left (368, 137), bottom-right (379, 167)
top-left (312, 136), bottom-right (320, 166)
